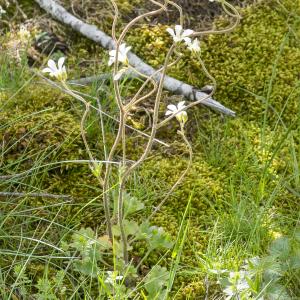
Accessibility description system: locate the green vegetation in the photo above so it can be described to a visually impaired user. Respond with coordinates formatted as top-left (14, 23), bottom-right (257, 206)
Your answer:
top-left (0, 0), bottom-right (299, 299)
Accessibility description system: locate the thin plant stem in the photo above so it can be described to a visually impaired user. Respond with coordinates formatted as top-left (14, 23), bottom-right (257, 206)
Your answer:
top-left (118, 181), bottom-right (128, 264)
top-left (148, 124), bottom-right (193, 220)
top-left (193, 0), bottom-right (240, 37)
top-left (157, 55), bottom-right (217, 129)
top-left (38, 72), bottom-right (170, 147)
top-left (0, 192), bottom-right (71, 200)
top-left (108, 0), bottom-right (171, 262)
top-left (122, 45), bottom-right (176, 180)
top-left (61, 81), bottom-right (114, 239)
top-left (96, 97), bottom-right (108, 161)
top-left (136, 248), bottom-right (152, 270)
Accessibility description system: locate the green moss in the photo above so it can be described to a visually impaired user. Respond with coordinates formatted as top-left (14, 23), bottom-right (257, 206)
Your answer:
top-left (128, 0), bottom-right (300, 122)
top-left (175, 280), bottom-right (206, 299)
top-left (1, 0), bottom-right (300, 297)
top-left (3, 84), bottom-right (74, 111)
top-left (139, 155), bottom-right (227, 259)
top-left (1, 108), bottom-right (83, 164)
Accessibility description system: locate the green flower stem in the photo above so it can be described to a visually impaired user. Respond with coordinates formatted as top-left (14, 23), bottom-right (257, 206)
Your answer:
top-left (61, 81), bottom-right (113, 239)
top-left (115, 44), bottom-right (176, 264)
top-left (117, 182), bottom-right (128, 264)
top-left (136, 248), bottom-right (152, 270)
top-left (157, 54), bottom-right (216, 129)
top-left (148, 125), bottom-right (193, 221)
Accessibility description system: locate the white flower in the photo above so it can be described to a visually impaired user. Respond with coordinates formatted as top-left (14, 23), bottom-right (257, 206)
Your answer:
top-left (165, 101), bottom-right (188, 124)
top-left (42, 57), bottom-right (67, 81)
top-left (223, 270), bottom-right (250, 299)
top-left (186, 38), bottom-right (201, 53)
top-left (236, 280), bottom-right (249, 291)
top-left (105, 271), bottom-right (123, 285)
top-left (223, 285), bottom-right (236, 299)
top-left (223, 280), bottom-right (249, 299)
top-left (0, 5), bottom-right (6, 16)
top-left (108, 43), bottom-right (131, 66)
top-left (166, 25), bottom-right (194, 43)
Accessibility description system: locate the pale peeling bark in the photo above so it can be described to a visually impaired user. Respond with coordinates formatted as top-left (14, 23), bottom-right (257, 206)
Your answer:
top-left (35, 0), bottom-right (236, 116)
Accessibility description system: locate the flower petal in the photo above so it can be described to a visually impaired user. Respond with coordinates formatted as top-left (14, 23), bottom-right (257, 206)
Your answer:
top-left (177, 101), bottom-right (186, 110)
top-left (186, 38), bottom-right (201, 52)
top-left (58, 57), bottom-right (65, 70)
top-left (42, 67), bottom-right (53, 74)
top-left (125, 46), bottom-right (131, 54)
top-left (47, 59), bottom-right (57, 72)
top-left (174, 25), bottom-right (183, 36)
top-left (118, 43), bottom-right (125, 51)
top-left (109, 49), bottom-right (116, 56)
top-left (108, 56), bottom-right (115, 66)
top-left (183, 37), bottom-right (192, 45)
top-left (182, 29), bottom-right (194, 37)
top-left (166, 27), bottom-right (175, 38)
top-left (167, 104), bottom-right (177, 112)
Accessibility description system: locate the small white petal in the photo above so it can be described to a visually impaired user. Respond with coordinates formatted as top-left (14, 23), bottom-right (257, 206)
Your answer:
top-left (177, 101), bottom-right (186, 110)
top-left (125, 46), bottom-right (132, 54)
top-left (47, 59), bottom-right (57, 71)
top-left (109, 43), bottom-right (130, 66)
top-left (108, 57), bottom-right (115, 66)
top-left (183, 37), bottom-right (192, 45)
top-left (118, 44), bottom-right (125, 51)
top-left (166, 27), bottom-right (175, 38)
top-left (167, 104), bottom-right (177, 112)
top-left (109, 49), bottom-right (116, 56)
top-left (165, 101), bottom-right (188, 124)
top-left (113, 73), bottom-right (121, 81)
top-left (58, 57), bottom-right (65, 70)
top-left (42, 67), bottom-right (53, 74)
top-left (174, 25), bottom-right (183, 36)
top-left (105, 278), bottom-right (113, 284)
top-left (186, 38), bottom-right (201, 52)
top-left (182, 29), bottom-right (194, 37)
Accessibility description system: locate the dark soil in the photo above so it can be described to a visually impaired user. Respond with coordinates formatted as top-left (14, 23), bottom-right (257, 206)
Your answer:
top-left (126, 0), bottom-right (256, 30)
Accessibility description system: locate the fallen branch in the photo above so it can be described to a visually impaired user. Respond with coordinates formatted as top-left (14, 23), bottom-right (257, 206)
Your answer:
top-left (34, 0), bottom-right (236, 117)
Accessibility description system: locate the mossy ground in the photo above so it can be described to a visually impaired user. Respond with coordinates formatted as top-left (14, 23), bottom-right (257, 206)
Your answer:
top-left (1, 0), bottom-right (300, 298)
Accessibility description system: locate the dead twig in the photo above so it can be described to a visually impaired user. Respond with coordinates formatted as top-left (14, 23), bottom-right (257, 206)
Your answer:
top-left (0, 191), bottom-right (72, 200)
top-left (34, 0), bottom-right (236, 117)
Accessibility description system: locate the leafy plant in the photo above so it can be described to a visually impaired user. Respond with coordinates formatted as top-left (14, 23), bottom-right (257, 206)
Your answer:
top-left (206, 228), bottom-right (300, 299)
top-left (69, 227), bottom-right (111, 277)
top-left (143, 266), bottom-right (170, 300)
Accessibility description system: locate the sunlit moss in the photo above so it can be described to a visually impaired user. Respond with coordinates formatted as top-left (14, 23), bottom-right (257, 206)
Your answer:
top-left (127, 0), bottom-right (300, 122)
top-left (1, 0), bottom-right (300, 297)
